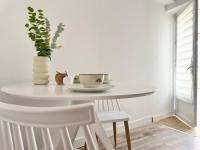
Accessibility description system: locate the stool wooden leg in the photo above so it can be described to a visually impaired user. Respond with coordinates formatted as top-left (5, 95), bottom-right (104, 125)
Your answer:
top-left (95, 133), bottom-right (99, 142)
top-left (124, 121), bottom-right (131, 150)
top-left (113, 122), bottom-right (117, 147)
top-left (84, 142), bottom-right (87, 150)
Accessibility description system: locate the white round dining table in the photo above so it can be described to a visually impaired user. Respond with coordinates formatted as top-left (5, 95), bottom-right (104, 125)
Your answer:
top-left (0, 82), bottom-right (154, 106)
top-left (0, 82), bottom-right (155, 150)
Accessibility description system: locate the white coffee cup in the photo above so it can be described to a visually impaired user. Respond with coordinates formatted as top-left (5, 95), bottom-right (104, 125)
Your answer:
top-left (79, 74), bottom-right (104, 88)
top-left (103, 74), bottom-right (111, 84)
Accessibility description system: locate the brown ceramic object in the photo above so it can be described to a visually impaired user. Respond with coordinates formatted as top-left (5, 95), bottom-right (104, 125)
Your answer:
top-left (55, 71), bottom-right (68, 85)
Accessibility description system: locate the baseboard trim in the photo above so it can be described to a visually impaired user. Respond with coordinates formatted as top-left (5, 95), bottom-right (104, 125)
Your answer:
top-left (74, 111), bottom-right (174, 148)
top-left (153, 111), bottom-right (175, 122)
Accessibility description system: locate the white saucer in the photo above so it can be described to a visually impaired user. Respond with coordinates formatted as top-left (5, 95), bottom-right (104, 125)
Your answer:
top-left (67, 84), bottom-right (114, 92)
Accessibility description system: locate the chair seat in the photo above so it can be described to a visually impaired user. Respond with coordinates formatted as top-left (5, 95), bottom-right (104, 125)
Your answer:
top-left (97, 111), bottom-right (131, 123)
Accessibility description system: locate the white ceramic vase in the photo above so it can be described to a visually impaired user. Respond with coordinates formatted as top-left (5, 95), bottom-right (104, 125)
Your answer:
top-left (32, 56), bottom-right (50, 85)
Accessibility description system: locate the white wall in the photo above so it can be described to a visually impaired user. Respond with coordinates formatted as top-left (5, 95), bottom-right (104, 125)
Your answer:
top-left (0, 0), bottom-right (174, 127)
top-left (95, 0), bottom-right (174, 124)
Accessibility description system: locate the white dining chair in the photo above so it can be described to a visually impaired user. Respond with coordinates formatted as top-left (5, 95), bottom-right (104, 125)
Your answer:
top-left (96, 99), bottom-right (131, 150)
top-left (0, 101), bottom-right (99, 150)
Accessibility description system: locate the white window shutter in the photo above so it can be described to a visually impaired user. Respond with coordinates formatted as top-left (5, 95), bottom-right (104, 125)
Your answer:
top-left (176, 2), bottom-right (194, 103)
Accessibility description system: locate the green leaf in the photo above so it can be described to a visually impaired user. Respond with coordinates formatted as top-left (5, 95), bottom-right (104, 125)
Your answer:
top-left (39, 32), bottom-right (46, 35)
top-left (39, 16), bottom-right (44, 19)
top-left (39, 13), bottom-right (43, 16)
top-left (37, 51), bottom-right (43, 56)
top-left (40, 29), bottom-right (46, 32)
top-left (30, 36), bottom-right (35, 41)
top-left (25, 24), bottom-right (29, 27)
top-left (29, 17), bottom-right (36, 23)
top-left (36, 35), bottom-right (41, 38)
top-left (36, 47), bottom-right (41, 51)
top-left (38, 9), bottom-right (43, 12)
top-left (28, 32), bottom-right (33, 36)
top-left (35, 43), bottom-right (39, 47)
top-left (28, 32), bottom-right (35, 41)
top-left (39, 27), bottom-right (45, 30)
top-left (28, 27), bottom-right (35, 31)
top-left (27, 7), bottom-right (34, 12)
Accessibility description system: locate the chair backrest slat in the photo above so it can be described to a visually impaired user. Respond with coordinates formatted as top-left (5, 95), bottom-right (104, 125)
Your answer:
top-left (41, 128), bottom-right (54, 150)
top-left (111, 99), bottom-right (115, 110)
top-left (82, 125), bottom-right (98, 150)
top-left (12, 124), bottom-right (24, 150)
top-left (115, 99), bottom-right (121, 111)
top-left (98, 100), bottom-right (100, 112)
top-left (106, 100), bottom-right (109, 111)
top-left (102, 100), bottom-right (105, 111)
top-left (1, 120), bottom-right (14, 150)
top-left (60, 128), bottom-right (73, 150)
top-left (96, 99), bottom-right (121, 112)
top-left (25, 127), bottom-right (38, 150)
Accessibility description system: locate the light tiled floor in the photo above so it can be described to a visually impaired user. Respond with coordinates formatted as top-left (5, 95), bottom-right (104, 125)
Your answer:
top-left (80, 116), bottom-right (200, 150)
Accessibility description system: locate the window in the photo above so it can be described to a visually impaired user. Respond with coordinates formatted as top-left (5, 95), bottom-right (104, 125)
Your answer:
top-left (176, 2), bottom-right (194, 103)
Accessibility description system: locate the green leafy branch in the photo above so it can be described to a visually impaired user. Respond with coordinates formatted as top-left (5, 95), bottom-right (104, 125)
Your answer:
top-left (25, 6), bottom-right (65, 60)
